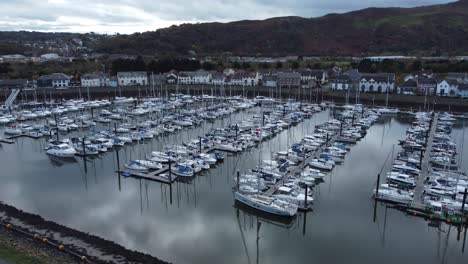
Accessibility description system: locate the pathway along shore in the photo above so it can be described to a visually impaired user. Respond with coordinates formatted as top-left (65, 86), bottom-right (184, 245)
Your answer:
top-left (0, 202), bottom-right (169, 264)
top-left (8, 85), bottom-right (468, 112)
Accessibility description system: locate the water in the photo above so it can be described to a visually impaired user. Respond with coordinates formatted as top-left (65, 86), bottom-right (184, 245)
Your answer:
top-left (0, 109), bottom-right (467, 264)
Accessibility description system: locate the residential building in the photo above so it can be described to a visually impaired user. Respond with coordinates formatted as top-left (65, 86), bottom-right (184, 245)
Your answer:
top-left (459, 84), bottom-right (468, 98)
top-left (230, 71), bottom-right (259, 86)
top-left (211, 72), bottom-right (226, 86)
top-left (277, 72), bottom-right (301, 88)
top-left (447, 72), bottom-right (468, 84)
top-left (415, 77), bottom-right (437, 96)
top-left (436, 79), bottom-right (458, 97)
top-left (223, 68), bottom-right (236, 76)
top-left (263, 75), bottom-right (278, 87)
top-left (359, 73), bottom-right (395, 93)
top-left (177, 70), bottom-right (211, 85)
top-left (149, 74), bottom-right (167, 86)
top-left (299, 69), bottom-right (327, 84)
top-left (331, 75), bottom-right (352, 90)
top-left (165, 71), bottom-right (178, 84)
top-left (117, 71), bottom-right (148, 86)
top-left (81, 72), bottom-right (110, 87)
top-left (404, 69), bottom-right (434, 82)
top-left (399, 80), bottom-right (417, 95)
top-left (37, 73), bottom-right (71, 88)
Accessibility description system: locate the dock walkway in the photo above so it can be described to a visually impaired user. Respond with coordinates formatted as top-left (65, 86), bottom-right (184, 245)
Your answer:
top-left (412, 113), bottom-right (438, 207)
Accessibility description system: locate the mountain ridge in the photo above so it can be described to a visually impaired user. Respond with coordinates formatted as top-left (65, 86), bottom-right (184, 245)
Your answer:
top-left (1, 1), bottom-right (468, 57)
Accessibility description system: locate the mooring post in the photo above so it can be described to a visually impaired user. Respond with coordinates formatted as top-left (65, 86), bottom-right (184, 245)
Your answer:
top-left (304, 187), bottom-right (308, 207)
top-left (81, 137), bottom-right (86, 156)
top-left (375, 173), bottom-right (381, 198)
top-left (54, 114), bottom-right (59, 142)
top-left (235, 123), bottom-right (238, 139)
top-left (237, 170), bottom-right (240, 190)
top-left (199, 137), bottom-right (202, 153)
top-left (113, 123), bottom-right (121, 171)
top-left (462, 188), bottom-right (467, 216)
top-left (419, 149), bottom-right (424, 169)
top-left (82, 137), bottom-right (87, 173)
top-left (340, 122), bottom-right (343, 136)
top-left (352, 113), bottom-right (355, 126)
top-left (169, 161), bottom-right (172, 183)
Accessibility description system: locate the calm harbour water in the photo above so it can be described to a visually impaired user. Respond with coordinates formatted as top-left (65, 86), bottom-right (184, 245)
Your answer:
top-left (0, 107), bottom-right (467, 264)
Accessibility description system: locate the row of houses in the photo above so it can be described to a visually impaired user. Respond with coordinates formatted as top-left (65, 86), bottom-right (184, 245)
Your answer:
top-left (331, 69), bottom-right (468, 98)
top-left (331, 70), bottom-right (396, 93)
top-left (27, 68), bottom-right (328, 89)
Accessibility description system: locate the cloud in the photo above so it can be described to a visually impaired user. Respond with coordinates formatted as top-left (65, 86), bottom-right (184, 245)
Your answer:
top-left (0, 0), bottom-right (456, 34)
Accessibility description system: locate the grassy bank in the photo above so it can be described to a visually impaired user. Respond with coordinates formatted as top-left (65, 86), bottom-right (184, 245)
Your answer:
top-left (0, 243), bottom-right (44, 264)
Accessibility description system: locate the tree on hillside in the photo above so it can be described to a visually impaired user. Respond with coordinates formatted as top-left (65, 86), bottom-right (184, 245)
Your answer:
top-left (202, 61), bottom-right (215, 71)
top-left (358, 59), bottom-right (373, 73)
top-left (291, 61), bottom-right (300, 69)
top-left (275, 61), bottom-right (283, 69)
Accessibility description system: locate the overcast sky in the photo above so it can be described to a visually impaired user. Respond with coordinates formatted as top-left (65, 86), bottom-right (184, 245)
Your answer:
top-left (0, 0), bottom-right (456, 34)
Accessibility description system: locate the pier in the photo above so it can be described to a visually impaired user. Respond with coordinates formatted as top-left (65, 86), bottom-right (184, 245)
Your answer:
top-left (262, 111), bottom-right (361, 210)
top-left (411, 113), bottom-right (438, 208)
top-left (118, 165), bottom-right (177, 184)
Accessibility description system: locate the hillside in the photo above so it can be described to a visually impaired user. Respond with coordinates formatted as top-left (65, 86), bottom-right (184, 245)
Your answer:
top-left (1, 1), bottom-right (468, 57)
top-left (94, 0), bottom-right (468, 56)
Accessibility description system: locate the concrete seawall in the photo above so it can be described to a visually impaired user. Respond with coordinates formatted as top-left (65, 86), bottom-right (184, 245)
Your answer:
top-left (6, 85), bottom-right (468, 111)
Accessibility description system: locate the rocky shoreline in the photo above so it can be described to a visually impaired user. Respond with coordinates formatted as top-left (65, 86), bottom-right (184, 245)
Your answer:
top-left (0, 202), bottom-right (169, 264)
top-left (1, 225), bottom-right (80, 264)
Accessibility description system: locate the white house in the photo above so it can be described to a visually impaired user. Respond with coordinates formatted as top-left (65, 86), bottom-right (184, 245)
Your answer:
top-left (177, 70), bottom-right (211, 85)
top-left (359, 73), bottom-right (395, 93)
top-left (192, 70), bottom-right (211, 84)
top-left (300, 69), bottom-right (327, 84)
top-left (117, 71), bottom-right (148, 86)
top-left (436, 79), bottom-right (458, 97)
top-left (37, 73), bottom-right (71, 88)
top-left (230, 71), bottom-right (259, 86)
top-left (177, 72), bottom-right (191, 85)
top-left (81, 72), bottom-right (110, 87)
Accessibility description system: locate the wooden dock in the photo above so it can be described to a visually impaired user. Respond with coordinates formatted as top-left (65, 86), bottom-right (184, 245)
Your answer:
top-left (6, 133), bottom-right (43, 140)
top-left (118, 165), bottom-right (177, 184)
top-left (411, 113), bottom-right (438, 208)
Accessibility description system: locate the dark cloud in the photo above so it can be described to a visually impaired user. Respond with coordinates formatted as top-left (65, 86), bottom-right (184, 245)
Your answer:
top-left (0, 0), bottom-right (455, 33)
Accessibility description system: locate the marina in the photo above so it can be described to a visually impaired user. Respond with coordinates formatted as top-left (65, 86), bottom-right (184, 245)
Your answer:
top-left (0, 95), bottom-right (467, 264)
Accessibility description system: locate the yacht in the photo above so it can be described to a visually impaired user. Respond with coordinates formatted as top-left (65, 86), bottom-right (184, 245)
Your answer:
top-left (273, 186), bottom-right (313, 206)
top-left (45, 143), bottom-right (77, 158)
top-left (234, 191), bottom-right (298, 217)
top-left (309, 159), bottom-right (334, 171)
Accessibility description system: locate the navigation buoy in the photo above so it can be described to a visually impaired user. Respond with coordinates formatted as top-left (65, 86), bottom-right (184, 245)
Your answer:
top-left (81, 256), bottom-right (88, 261)
top-left (42, 238), bottom-right (48, 243)
top-left (6, 224), bottom-right (12, 229)
top-left (58, 245), bottom-right (64, 250)
top-left (34, 234), bottom-right (39, 239)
